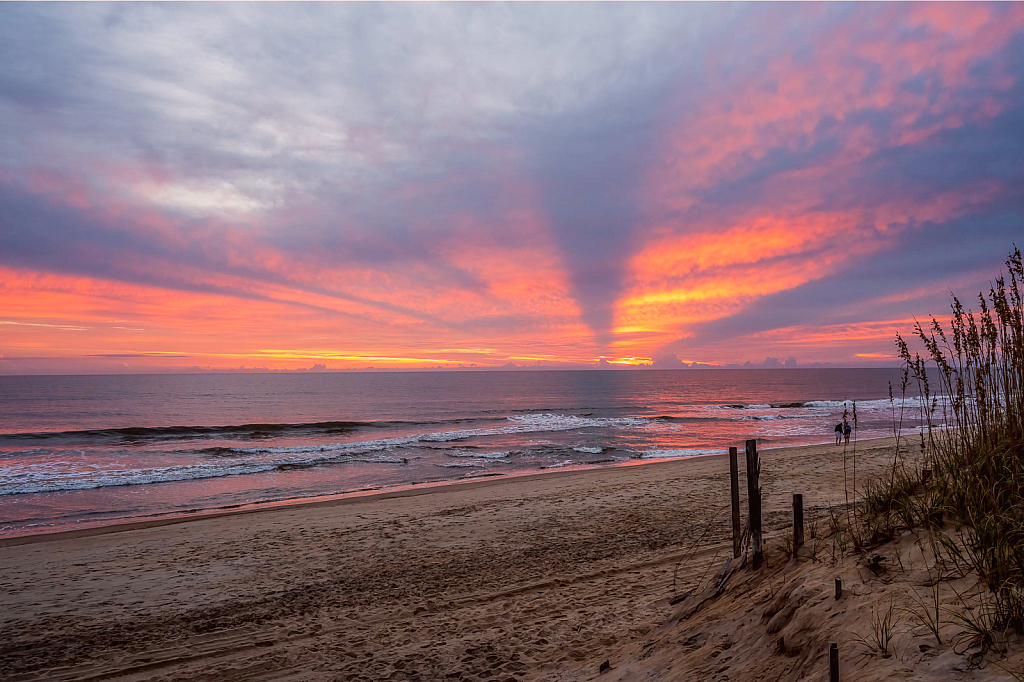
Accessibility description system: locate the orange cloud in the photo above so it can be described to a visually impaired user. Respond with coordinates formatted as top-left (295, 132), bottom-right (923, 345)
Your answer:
top-left (610, 3), bottom-right (1024, 360)
top-left (4, 5), bottom-right (1023, 371)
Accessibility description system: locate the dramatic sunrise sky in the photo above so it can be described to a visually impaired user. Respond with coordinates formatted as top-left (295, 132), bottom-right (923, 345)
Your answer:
top-left (1, 3), bottom-right (1023, 373)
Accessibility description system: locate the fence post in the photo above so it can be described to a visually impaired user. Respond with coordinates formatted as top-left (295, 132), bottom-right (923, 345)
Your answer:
top-left (730, 447), bottom-right (741, 558)
top-left (792, 493), bottom-right (804, 550)
top-left (829, 641), bottom-right (839, 681)
top-left (745, 439), bottom-right (763, 568)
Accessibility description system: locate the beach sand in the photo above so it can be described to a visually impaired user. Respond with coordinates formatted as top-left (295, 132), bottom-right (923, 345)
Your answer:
top-left (1, 436), bottom-right (1007, 681)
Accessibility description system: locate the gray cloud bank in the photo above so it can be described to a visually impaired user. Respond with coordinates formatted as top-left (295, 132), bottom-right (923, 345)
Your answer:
top-left (1, 3), bottom-right (1022, 357)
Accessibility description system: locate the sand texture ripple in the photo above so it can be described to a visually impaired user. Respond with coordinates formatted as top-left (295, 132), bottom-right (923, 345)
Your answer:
top-left (0, 437), bottom-right (963, 681)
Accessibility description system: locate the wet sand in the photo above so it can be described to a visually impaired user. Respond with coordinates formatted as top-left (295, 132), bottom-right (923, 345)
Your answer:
top-left (0, 437), bottom-right (905, 681)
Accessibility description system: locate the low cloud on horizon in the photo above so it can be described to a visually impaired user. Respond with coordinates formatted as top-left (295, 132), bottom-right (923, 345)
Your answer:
top-left (2, 3), bottom-right (1023, 373)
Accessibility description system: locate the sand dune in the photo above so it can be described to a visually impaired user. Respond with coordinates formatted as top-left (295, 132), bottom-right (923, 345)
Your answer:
top-left (1, 437), bottom-right (1013, 681)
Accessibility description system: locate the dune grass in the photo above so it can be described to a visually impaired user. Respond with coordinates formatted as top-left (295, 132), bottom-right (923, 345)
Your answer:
top-left (860, 246), bottom-right (1024, 638)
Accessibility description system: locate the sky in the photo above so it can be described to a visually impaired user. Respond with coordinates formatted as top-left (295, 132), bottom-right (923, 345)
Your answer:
top-left (1, 2), bottom-right (1023, 374)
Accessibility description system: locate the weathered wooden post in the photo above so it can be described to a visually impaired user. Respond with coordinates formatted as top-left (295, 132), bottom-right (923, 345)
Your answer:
top-left (729, 446), bottom-right (741, 558)
top-left (835, 577), bottom-right (842, 600)
top-left (745, 439), bottom-right (763, 568)
top-left (829, 641), bottom-right (839, 681)
top-left (792, 493), bottom-right (804, 550)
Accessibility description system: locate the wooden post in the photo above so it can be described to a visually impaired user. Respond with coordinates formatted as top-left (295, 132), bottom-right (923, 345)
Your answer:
top-left (729, 447), bottom-right (741, 558)
top-left (834, 577), bottom-right (842, 600)
top-left (922, 469), bottom-right (932, 486)
top-left (829, 641), bottom-right (839, 681)
top-left (745, 439), bottom-right (763, 568)
top-left (792, 493), bottom-right (804, 550)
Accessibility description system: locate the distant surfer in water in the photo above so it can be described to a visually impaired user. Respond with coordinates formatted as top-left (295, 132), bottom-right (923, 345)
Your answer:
top-left (834, 423), bottom-right (843, 445)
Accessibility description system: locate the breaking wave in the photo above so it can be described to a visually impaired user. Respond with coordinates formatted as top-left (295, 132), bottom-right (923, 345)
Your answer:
top-left (0, 414), bottom-right (648, 495)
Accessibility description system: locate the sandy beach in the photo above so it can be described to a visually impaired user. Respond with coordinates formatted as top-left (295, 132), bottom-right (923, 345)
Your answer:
top-left (0, 437), bottom-right (951, 681)
top-left (5, 2), bottom-right (1022, 679)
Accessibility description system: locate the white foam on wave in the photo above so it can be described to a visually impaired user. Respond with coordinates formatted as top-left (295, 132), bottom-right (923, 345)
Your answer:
top-left (445, 449), bottom-right (512, 459)
top-left (803, 396), bottom-right (944, 411)
top-left (257, 413), bottom-right (647, 457)
top-left (0, 413), bottom-right (647, 495)
top-left (572, 446), bottom-right (604, 454)
top-left (0, 460), bottom-right (280, 494)
top-left (739, 413), bottom-right (818, 421)
top-left (640, 448), bottom-right (719, 459)
top-left (0, 447), bottom-right (416, 495)
top-left (541, 459), bottom-right (578, 469)
top-left (638, 420), bottom-right (684, 432)
top-left (700, 396), bottom-right (944, 413)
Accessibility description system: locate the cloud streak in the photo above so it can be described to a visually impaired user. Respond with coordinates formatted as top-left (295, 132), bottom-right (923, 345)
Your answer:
top-left (1, 3), bottom-right (1022, 371)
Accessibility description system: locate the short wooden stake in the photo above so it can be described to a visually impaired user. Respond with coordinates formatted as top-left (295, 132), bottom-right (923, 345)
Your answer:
top-left (922, 468), bottom-right (932, 486)
top-left (835, 577), bottom-right (842, 600)
top-left (829, 641), bottom-right (839, 681)
top-left (729, 447), bottom-right (741, 558)
top-left (792, 493), bottom-right (804, 549)
top-left (745, 439), bottom-right (763, 568)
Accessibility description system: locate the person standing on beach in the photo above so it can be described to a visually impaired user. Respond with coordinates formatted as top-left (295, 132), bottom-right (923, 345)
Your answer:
top-left (834, 423), bottom-right (843, 445)
top-left (843, 421), bottom-right (852, 445)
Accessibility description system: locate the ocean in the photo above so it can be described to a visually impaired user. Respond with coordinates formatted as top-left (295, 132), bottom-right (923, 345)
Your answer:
top-left (0, 369), bottom-right (927, 538)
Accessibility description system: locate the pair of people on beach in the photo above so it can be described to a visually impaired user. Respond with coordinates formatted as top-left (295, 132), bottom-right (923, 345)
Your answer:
top-left (834, 421), bottom-right (851, 445)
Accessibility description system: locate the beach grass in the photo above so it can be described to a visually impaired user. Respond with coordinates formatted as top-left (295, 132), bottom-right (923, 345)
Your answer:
top-left (862, 246), bottom-right (1024, 641)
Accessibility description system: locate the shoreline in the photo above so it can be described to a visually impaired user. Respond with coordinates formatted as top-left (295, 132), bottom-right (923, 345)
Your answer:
top-left (0, 436), bottom-right (890, 547)
top-left (0, 435), bottom-right (905, 681)
top-left (0, 449), bottom-right (727, 547)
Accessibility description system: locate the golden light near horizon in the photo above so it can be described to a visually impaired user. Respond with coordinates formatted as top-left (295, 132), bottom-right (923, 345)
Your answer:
top-left (2, 3), bottom-right (1023, 373)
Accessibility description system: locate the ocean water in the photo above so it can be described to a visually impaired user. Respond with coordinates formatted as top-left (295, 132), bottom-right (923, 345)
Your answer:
top-left (0, 369), bottom-right (929, 538)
